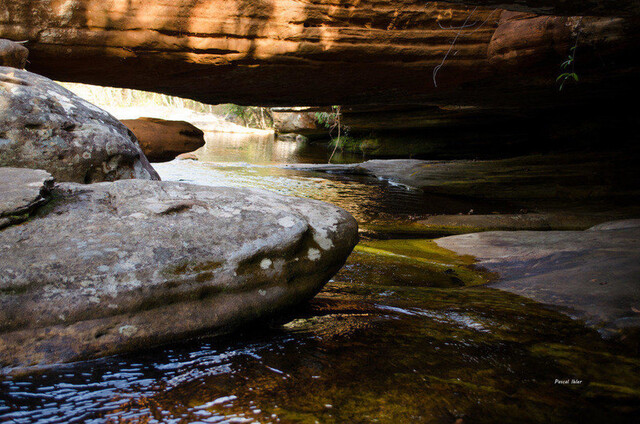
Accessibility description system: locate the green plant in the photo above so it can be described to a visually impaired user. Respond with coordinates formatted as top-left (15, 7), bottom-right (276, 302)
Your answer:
top-left (327, 105), bottom-right (342, 163)
top-left (557, 18), bottom-right (582, 91)
top-left (314, 111), bottom-right (335, 128)
top-left (313, 106), bottom-right (348, 163)
top-left (557, 46), bottom-right (579, 91)
top-left (221, 104), bottom-right (273, 129)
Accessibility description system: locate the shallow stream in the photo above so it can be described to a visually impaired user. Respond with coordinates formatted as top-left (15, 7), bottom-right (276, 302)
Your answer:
top-left (1, 132), bottom-right (638, 423)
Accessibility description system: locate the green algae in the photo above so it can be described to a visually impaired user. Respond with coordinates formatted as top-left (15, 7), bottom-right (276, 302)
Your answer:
top-left (336, 238), bottom-right (495, 288)
top-left (360, 221), bottom-right (477, 239)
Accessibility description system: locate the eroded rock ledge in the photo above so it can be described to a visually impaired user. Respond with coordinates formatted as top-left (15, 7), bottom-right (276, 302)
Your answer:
top-left (0, 168), bottom-right (358, 374)
top-left (120, 117), bottom-right (206, 162)
top-left (0, 1), bottom-right (636, 108)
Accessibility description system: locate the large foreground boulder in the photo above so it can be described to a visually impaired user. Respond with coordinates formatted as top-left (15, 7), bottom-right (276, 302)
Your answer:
top-left (0, 168), bottom-right (358, 374)
top-left (0, 67), bottom-right (159, 183)
top-left (435, 220), bottom-right (640, 335)
top-left (121, 117), bottom-right (206, 162)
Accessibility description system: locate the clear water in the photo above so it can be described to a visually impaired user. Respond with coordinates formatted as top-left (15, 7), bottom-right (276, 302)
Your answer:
top-left (2, 133), bottom-right (638, 423)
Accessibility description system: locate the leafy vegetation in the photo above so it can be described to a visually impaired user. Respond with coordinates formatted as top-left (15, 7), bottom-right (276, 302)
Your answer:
top-left (220, 104), bottom-right (273, 129)
top-left (557, 18), bottom-right (582, 91)
top-left (557, 45), bottom-right (579, 91)
top-left (314, 106), bottom-right (351, 163)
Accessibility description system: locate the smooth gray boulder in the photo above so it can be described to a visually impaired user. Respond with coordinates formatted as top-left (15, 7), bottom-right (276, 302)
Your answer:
top-left (435, 221), bottom-right (640, 335)
top-left (0, 39), bottom-right (28, 68)
top-left (0, 67), bottom-right (159, 183)
top-left (0, 178), bottom-right (358, 373)
top-left (0, 167), bottom-right (53, 229)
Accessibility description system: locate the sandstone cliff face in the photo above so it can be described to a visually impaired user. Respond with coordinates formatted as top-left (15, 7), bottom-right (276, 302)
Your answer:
top-left (440, 0), bottom-right (640, 17)
top-left (0, 1), bottom-right (636, 109)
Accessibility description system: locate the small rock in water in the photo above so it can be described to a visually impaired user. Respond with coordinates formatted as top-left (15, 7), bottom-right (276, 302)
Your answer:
top-left (121, 117), bottom-right (205, 162)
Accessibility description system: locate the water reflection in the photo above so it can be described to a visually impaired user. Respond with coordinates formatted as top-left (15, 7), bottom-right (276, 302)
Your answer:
top-left (2, 132), bottom-right (638, 423)
top-left (153, 132), bottom-right (511, 226)
top-left (2, 284), bottom-right (638, 423)
top-left (196, 131), bottom-right (362, 165)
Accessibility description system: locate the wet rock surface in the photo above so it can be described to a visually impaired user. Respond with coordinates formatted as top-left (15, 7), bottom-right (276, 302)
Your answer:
top-left (435, 220), bottom-right (640, 333)
top-left (416, 213), bottom-right (622, 233)
top-left (0, 178), bottom-right (358, 373)
top-left (0, 67), bottom-right (159, 183)
top-left (283, 153), bottom-right (640, 207)
top-left (0, 39), bottom-right (28, 69)
top-left (120, 117), bottom-right (205, 162)
top-left (0, 168), bottom-right (54, 229)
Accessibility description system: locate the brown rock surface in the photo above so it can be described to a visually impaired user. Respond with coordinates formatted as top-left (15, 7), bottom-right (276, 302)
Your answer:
top-left (440, 0), bottom-right (640, 17)
top-left (121, 117), bottom-right (205, 162)
top-left (0, 39), bottom-right (28, 68)
top-left (272, 108), bottom-right (324, 138)
top-left (0, 1), bottom-right (636, 109)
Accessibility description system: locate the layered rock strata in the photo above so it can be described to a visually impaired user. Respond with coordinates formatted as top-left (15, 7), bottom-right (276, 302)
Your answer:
top-left (0, 1), bottom-right (636, 108)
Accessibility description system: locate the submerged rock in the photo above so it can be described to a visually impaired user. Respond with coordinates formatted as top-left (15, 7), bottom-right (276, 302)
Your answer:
top-left (416, 213), bottom-right (616, 233)
top-left (0, 176), bottom-right (358, 373)
top-left (176, 152), bottom-right (199, 161)
top-left (120, 117), bottom-right (205, 162)
top-left (0, 67), bottom-right (159, 183)
top-left (435, 220), bottom-right (640, 334)
top-left (0, 39), bottom-right (28, 68)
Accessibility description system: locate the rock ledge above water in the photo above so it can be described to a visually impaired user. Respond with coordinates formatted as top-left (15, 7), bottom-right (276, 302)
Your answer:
top-left (435, 220), bottom-right (640, 335)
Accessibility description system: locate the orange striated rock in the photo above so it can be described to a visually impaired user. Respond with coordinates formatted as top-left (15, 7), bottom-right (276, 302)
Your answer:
top-left (0, 1), bottom-right (636, 109)
top-left (121, 117), bottom-right (205, 162)
top-left (440, 0), bottom-right (640, 17)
